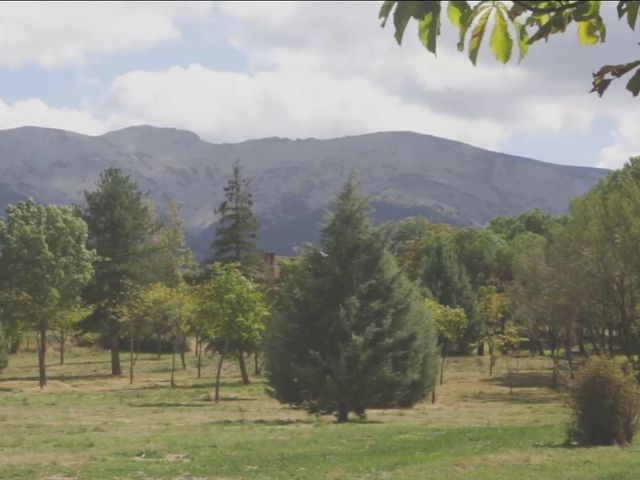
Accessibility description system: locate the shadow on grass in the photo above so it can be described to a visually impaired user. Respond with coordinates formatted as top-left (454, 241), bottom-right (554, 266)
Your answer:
top-left (458, 390), bottom-right (563, 405)
top-left (0, 372), bottom-right (114, 382)
top-left (128, 401), bottom-right (209, 408)
top-left (206, 418), bottom-right (315, 426)
top-left (486, 371), bottom-right (556, 389)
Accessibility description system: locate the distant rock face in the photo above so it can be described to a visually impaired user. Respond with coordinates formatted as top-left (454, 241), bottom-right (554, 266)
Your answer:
top-left (0, 126), bottom-right (608, 256)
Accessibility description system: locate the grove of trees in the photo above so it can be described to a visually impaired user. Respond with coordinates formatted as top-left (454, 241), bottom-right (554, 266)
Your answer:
top-left (1, 155), bottom-right (640, 438)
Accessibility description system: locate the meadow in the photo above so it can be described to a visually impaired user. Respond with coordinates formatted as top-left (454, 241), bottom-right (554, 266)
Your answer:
top-left (1, 348), bottom-right (638, 480)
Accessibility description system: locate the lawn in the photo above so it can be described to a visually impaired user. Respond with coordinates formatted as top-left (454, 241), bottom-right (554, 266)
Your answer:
top-left (0, 347), bottom-right (638, 479)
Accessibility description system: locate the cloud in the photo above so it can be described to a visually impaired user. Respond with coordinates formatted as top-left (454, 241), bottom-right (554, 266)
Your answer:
top-left (0, 97), bottom-right (106, 134)
top-left (0, 1), bottom-right (213, 67)
top-left (598, 109), bottom-right (640, 169)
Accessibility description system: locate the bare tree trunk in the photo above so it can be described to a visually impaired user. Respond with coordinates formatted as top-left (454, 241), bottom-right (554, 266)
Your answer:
top-left (156, 333), bottom-right (163, 359)
top-left (59, 330), bottom-right (65, 365)
top-left (214, 341), bottom-right (229, 403)
top-left (431, 387), bottom-right (436, 404)
top-left (477, 341), bottom-right (484, 356)
top-left (439, 356), bottom-right (446, 385)
top-left (197, 341), bottom-right (203, 379)
top-left (336, 407), bottom-right (349, 423)
top-left (129, 327), bottom-right (134, 385)
top-left (254, 351), bottom-right (260, 376)
top-left (110, 332), bottom-right (122, 376)
top-left (238, 352), bottom-right (250, 385)
top-left (171, 337), bottom-right (176, 388)
top-left (194, 335), bottom-right (200, 357)
top-left (37, 327), bottom-right (47, 388)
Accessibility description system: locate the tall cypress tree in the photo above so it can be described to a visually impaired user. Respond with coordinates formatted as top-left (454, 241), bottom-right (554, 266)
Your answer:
top-left (80, 168), bottom-right (154, 376)
top-left (212, 160), bottom-right (260, 267)
top-left (265, 175), bottom-right (438, 422)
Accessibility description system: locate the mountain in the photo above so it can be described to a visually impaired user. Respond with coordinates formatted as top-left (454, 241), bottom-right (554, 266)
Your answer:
top-left (0, 126), bottom-right (608, 256)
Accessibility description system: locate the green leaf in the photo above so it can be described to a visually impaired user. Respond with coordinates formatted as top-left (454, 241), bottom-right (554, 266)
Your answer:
top-left (577, 17), bottom-right (605, 45)
top-left (490, 9), bottom-right (513, 63)
top-left (418, 5), bottom-right (441, 54)
top-left (379, 0), bottom-right (396, 27)
top-left (627, 1), bottom-right (640, 29)
top-left (457, 2), bottom-right (491, 52)
top-left (626, 68), bottom-right (640, 97)
top-left (468, 8), bottom-right (492, 66)
top-left (392, 2), bottom-right (414, 44)
top-left (447, 0), bottom-right (470, 28)
top-left (574, 1), bottom-right (601, 22)
top-left (513, 19), bottom-right (529, 63)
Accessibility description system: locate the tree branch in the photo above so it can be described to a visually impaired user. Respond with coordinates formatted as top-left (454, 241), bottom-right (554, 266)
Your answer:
top-left (512, 0), bottom-right (582, 14)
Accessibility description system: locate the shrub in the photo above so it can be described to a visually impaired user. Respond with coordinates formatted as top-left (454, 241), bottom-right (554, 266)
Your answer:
top-left (568, 358), bottom-right (640, 446)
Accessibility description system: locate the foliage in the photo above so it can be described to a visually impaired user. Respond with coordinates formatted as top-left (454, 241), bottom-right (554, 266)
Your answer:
top-left (427, 299), bottom-right (468, 351)
top-left (380, 0), bottom-right (640, 97)
top-left (212, 160), bottom-right (260, 268)
top-left (568, 358), bottom-right (640, 446)
top-left (265, 175), bottom-right (438, 422)
top-left (80, 167), bottom-right (155, 375)
top-left (0, 199), bottom-right (95, 386)
top-left (197, 262), bottom-right (267, 400)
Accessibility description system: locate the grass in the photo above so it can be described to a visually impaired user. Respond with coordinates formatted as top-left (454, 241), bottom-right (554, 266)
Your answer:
top-left (0, 347), bottom-right (638, 479)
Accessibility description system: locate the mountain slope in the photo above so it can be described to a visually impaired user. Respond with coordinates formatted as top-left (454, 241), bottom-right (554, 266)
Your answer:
top-left (0, 126), bottom-right (608, 256)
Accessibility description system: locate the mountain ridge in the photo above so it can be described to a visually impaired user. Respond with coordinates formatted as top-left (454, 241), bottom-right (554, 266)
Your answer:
top-left (0, 125), bottom-right (609, 256)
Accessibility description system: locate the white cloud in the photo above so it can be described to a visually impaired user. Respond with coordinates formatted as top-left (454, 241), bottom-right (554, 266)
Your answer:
top-left (0, 1), bottom-right (213, 67)
top-left (103, 64), bottom-right (508, 150)
top-left (598, 109), bottom-right (640, 169)
top-left (0, 97), bottom-right (106, 134)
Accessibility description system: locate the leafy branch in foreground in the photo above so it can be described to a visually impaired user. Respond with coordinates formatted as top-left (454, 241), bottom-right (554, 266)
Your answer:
top-left (380, 0), bottom-right (640, 97)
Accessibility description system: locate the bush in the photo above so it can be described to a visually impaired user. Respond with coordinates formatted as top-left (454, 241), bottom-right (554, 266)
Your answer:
top-left (568, 358), bottom-right (640, 446)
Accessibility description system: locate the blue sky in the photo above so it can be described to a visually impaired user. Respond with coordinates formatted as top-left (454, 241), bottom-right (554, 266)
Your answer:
top-left (0, 1), bottom-right (637, 170)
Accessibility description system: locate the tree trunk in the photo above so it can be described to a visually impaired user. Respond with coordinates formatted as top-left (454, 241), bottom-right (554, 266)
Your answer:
top-left (129, 327), bottom-right (134, 385)
top-left (171, 337), bottom-right (176, 388)
top-left (180, 350), bottom-right (186, 370)
top-left (336, 407), bottom-right (349, 423)
top-left (439, 356), bottom-right (446, 385)
top-left (110, 332), bottom-right (122, 376)
top-left (238, 352), bottom-right (250, 385)
top-left (59, 330), bottom-right (65, 365)
top-left (194, 335), bottom-right (200, 357)
top-left (214, 342), bottom-right (228, 403)
top-left (476, 341), bottom-right (484, 356)
top-left (156, 333), bottom-right (163, 359)
top-left (197, 341), bottom-right (203, 379)
top-left (37, 327), bottom-right (47, 388)
top-left (254, 352), bottom-right (260, 376)
top-left (431, 387), bottom-right (436, 404)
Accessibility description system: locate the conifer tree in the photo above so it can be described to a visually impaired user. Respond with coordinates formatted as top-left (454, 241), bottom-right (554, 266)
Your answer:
top-left (212, 160), bottom-right (260, 267)
top-left (265, 175), bottom-right (438, 422)
top-left (80, 168), bottom-right (154, 376)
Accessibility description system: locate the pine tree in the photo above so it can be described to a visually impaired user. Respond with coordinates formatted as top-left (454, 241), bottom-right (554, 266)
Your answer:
top-left (265, 175), bottom-right (438, 422)
top-left (80, 168), bottom-right (154, 376)
top-left (212, 160), bottom-right (260, 267)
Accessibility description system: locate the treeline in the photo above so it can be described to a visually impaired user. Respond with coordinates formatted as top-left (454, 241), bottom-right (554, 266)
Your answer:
top-left (1, 156), bottom-right (640, 423)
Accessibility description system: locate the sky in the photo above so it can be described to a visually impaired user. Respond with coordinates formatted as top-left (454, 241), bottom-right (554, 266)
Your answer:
top-left (0, 1), bottom-right (638, 170)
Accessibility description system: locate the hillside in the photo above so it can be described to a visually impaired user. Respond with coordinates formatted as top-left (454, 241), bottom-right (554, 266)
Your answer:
top-left (0, 126), bottom-right (608, 255)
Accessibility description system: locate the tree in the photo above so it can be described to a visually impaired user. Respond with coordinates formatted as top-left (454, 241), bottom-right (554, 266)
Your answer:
top-left (212, 160), bottom-right (260, 268)
top-left (265, 176), bottom-right (438, 422)
top-left (476, 286), bottom-right (516, 377)
top-left (127, 283), bottom-right (195, 387)
top-left (0, 200), bottom-right (95, 387)
top-left (427, 299), bottom-right (468, 390)
top-left (53, 304), bottom-right (90, 365)
top-left (0, 320), bottom-right (8, 373)
top-left (80, 168), bottom-right (154, 376)
top-left (380, 1), bottom-right (640, 97)
top-left (198, 263), bottom-right (267, 402)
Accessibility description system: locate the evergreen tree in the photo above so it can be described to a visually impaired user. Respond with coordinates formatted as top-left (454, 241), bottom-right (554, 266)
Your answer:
top-left (212, 160), bottom-right (260, 267)
top-left (265, 175), bottom-right (438, 422)
top-left (80, 168), bottom-right (154, 376)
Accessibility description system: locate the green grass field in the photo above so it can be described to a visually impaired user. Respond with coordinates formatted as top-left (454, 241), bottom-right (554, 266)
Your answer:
top-left (1, 347), bottom-right (638, 479)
